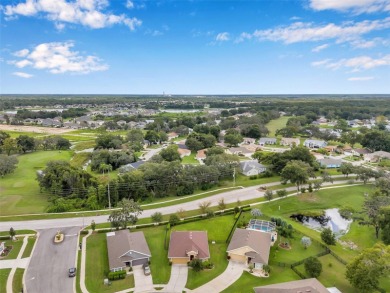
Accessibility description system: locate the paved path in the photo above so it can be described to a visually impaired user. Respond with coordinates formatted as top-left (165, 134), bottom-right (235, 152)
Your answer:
top-left (80, 230), bottom-right (92, 293)
top-left (25, 227), bottom-right (79, 293)
top-left (133, 265), bottom-right (154, 293)
top-left (164, 265), bottom-right (188, 292)
top-left (0, 257), bottom-right (30, 269)
top-left (191, 261), bottom-right (245, 293)
top-left (6, 235), bottom-right (30, 293)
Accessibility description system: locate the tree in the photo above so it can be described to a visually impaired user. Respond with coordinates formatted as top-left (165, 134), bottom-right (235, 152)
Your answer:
top-left (264, 190), bottom-right (273, 201)
top-left (218, 198), bottom-right (226, 210)
top-left (301, 236), bottom-right (312, 249)
top-left (276, 189), bottom-right (287, 198)
top-left (339, 163), bottom-right (354, 178)
top-left (209, 125), bottom-right (221, 139)
top-left (364, 194), bottom-right (390, 239)
top-left (224, 133), bottom-right (243, 147)
top-left (313, 179), bottom-right (323, 191)
top-left (95, 134), bottom-right (123, 149)
top-left (91, 220), bottom-right (96, 231)
top-left (0, 155), bottom-right (18, 177)
top-left (0, 131), bottom-right (10, 149)
top-left (99, 163), bottom-right (112, 174)
top-left (108, 198), bottom-right (142, 229)
top-left (169, 214), bottom-right (180, 226)
top-left (321, 171), bottom-right (333, 184)
top-left (160, 145), bottom-right (181, 162)
top-left (251, 208), bottom-right (262, 218)
top-left (321, 227), bottom-right (336, 245)
top-left (185, 137), bottom-right (204, 151)
top-left (55, 137), bottom-right (71, 150)
top-left (379, 206), bottom-right (390, 245)
top-left (145, 130), bottom-right (160, 144)
top-left (304, 257), bottom-right (322, 278)
top-left (158, 131), bottom-right (168, 143)
top-left (2, 138), bottom-right (18, 155)
top-left (151, 212), bottom-right (163, 223)
top-left (127, 129), bottom-right (144, 151)
top-left (16, 135), bottom-right (35, 153)
top-left (9, 227), bottom-right (15, 239)
top-left (281, 160), bottom-right (314, 192)
top-left (346, 243), bottom-right (390, 292)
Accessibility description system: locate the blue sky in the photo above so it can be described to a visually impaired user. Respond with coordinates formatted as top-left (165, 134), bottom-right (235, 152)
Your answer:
top-left (1, 0), bottom-right (390, 94)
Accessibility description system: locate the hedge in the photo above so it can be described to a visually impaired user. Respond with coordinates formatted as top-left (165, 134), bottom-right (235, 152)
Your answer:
top-left (107, 270), bottom-right (126, 280)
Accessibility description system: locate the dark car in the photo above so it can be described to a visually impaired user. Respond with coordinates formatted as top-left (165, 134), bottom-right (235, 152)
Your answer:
top-left (68, 267), bottom-right (76, 277)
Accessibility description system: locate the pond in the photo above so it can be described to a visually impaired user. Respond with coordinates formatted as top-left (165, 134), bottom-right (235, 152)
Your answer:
top-left (290, 208), bottom-right (352, 237)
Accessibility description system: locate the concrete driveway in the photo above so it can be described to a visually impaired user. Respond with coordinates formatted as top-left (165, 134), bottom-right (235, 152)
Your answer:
top-left (191, 261), bottom-right (245, 293)
top-left (25, 227), bottom-right (80, 293)
top-left (133, 265), bottom-right (154, 293)
top-left (164, 264), bottom-right (188, 292)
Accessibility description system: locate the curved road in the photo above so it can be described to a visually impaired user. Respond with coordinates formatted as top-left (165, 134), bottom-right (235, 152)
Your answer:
top-left (0, 177), bottom-right (354, 231)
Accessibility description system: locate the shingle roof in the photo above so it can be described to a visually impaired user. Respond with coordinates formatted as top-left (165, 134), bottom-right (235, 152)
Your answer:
top-left (227, 228), bottom-right (271, 264)
top-left (318, 158), bottom-right (342, 166)
top-left (240, 160), bottom-right (266, 173)
top-left (168, 231), bottom-right (210, 259)
top-left (253, 278), bottom-right (329, 293)
top-left (106, 230), bottom-right (151, 270)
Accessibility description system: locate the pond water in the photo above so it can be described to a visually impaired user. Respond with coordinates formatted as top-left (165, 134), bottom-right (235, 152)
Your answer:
top-left (290, 208), bottom-right (352, 237)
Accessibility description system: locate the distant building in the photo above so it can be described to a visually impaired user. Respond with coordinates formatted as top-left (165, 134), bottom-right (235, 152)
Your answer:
top-left (303, 139), bottom-right (327, 149)
top-left (318, 158), bottom-right (342, 168)
top-left (258, 138), bottom-right (277, 146)
top-left (240, 160), bottom-right (267, 176)
top-left (280, 137), bottom-right (300, 147)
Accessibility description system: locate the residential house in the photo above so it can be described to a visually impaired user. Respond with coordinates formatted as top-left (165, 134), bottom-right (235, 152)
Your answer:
top-left (317, 117), bottom-right (328, 124)
top-left (243, 138), bottom-right (256, 145)
top-left (226, 147), bottom-right (253, 157)
top-left (318, 158), bottom-right (342, 169)
top-left (258, 138), bottom-right (277, 146)
top-left (312, 153), bottom-right (325, 161)
top-left (365, 151), bottom-right (390, 162)
top-left (118, 161), bottom-right (145, 173)
top-left (196, 149), bottom-right (207, 163)
top-left (168, 132), bottom-right (179, 140)
top-left (352, 148), bottom-right (370, 157)
top-left (116, 120), bottom-right (127, 127)
top-left (227, 228), bottom-right (271, 269)
top-left (41, 118), bottom-right (61, 127)
top-left (280, 137), bottom-right (300, 147)
top-left (178, 148), bottom-right (191, 158)
top-left (106, 230), bottom-right (151, 272)
top-left (303, 139), bottom-right (327, 149)
top-left (253, 278), bottom-right (330, 293)
top-left (240, 160), bottom-right (267, 176)
top-left (168, 231), bottom-right (210, 264)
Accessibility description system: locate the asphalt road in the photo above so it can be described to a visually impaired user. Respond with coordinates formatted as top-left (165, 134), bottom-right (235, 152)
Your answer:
top-left (25, 227), bottom-right (80, 293)
top-left (0, 177), bottom-right (354, 231)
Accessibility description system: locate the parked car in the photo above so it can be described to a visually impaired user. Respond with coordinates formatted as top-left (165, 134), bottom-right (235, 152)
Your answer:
top-left (68, 267), bottom-right (76, 277)
top-left (143, 263), bottom-right (151, 276)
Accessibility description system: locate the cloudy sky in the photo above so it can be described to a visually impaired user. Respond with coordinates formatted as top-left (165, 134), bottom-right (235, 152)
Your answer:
top-left (1, 0), bottom-right (390, 94)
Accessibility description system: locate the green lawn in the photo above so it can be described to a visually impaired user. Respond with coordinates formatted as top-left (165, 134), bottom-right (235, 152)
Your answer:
top-left (265, 116), bottom-right (291, 137)
top-left (72, 140), bottom-right (96, 151)
top-left (0, 269), bottom-right (11, 293)
top-left (86, 233), bottom-right (134, 293)
top-left (181, 152), bottom-right (199, 164)
top-left (12, 268), bottom-right (24, 293)
top-left (172, 215), bottom-right (235, 289)
top-left (70, 152), bottom-right (91, 168)
top-left (0, 230), bottom-right (36, 236)
top-left (0, 150), bottom-right (73, 215)
top-left (21, 236), bottom-right (36, 258)
top-left (2, 238), bottom-right (24, 259)
top-left (222, 268), bottom-right (299, 293)
top-left (141, 226), bottom-right (171, 284)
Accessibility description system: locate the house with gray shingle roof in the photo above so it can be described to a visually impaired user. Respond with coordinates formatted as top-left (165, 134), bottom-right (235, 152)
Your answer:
top-left (258, 137), bottom-right (277, 146)
top-left (253, 278), bottom-right (330, 293)
top-left (106, 230), bottom-right (151, 271)
top-left (303, 139), bottom-right (327, 149)
top-left (240, 160), bottom-right (267, 176)
top-left (227, 228), bottom-right (271, 269)
top-left (317, 158), bottom-right (342, 169)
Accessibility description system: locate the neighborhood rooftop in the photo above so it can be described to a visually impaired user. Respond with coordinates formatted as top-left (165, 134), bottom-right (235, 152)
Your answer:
top-left (253, 278), bottom-right (330, 293)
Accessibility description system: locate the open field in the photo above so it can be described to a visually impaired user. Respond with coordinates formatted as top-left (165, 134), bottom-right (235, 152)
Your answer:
top-left (0, 150), bottom-right (73, 215)
top-left (0, 124), bottom-right (73, 134)
top-left (266, 116), bottom-right (291, 137)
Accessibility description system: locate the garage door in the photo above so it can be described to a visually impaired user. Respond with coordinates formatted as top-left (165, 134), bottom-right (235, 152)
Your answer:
top-left (132, 258), bottom-right (149, 267)
top-left (171, 258), bottom-right (189, 264)
top-left (229, 253), bottom-right (247, 263)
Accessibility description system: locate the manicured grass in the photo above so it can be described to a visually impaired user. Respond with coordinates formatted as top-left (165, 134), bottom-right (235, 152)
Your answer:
top-left (72, 140), bottom-right (96, 151)
top-left (222, 267), bottom-right (299, 293)
top-left (181, 152), bottom-right (199, 164)
top-left (12, 268), bottom-right (24, 293)
top-left (2, 238), bottom-right (24, 259)
top-left (21, 236), bottom-right (36, 258)
top-left (140, 226), bottom-right (171, 284)
top-left (0, 150), bottom-right (73, 215)
top-left (172, 215), bottom-right (235, 289)
top-left (86, 233), bottom-right (134, 293)
top-left (70, 152), bottom-right (91, 168)
top-left (295, 254), bottom-right (355, 293)
top-left (266, 116), bottom-right (291, 137)
top-left (0, 230), bottom-right (36, 236)
top-left (0, 269), bottom-right (11, 293)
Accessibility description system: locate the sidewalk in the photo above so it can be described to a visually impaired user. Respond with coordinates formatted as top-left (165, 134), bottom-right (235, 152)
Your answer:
top-left (80, 230), bottom-right (92, 293)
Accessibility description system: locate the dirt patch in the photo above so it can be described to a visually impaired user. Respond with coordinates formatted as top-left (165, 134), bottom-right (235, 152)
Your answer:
top-left (297, 193), bottom-right (319, 202)
top-left (0, 124), bottom-right (73, 134)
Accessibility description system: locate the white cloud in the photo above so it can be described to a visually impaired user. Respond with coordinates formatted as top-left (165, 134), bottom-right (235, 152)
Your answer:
top-left (216, 32), bottom-right (230, 41)
top-left (312, 44), bottom-right (329, 52)
top-left (348, 76), bottom-right (375, 81)
top-left (13, 49), bottom-right (30, 57)
top-left (126, 0), bottom-right (134, 9)
top-left (290, 16), bottom-right (302, 20)
top-left (12, 72), bottom-right (34, 78)
top-left (235, 32), bottom-right (252, 43)
top-left (309, 0), bottom-right (390, 13)
top-left (3, 0), bottom-right (142, 30)
top-left (312, 55), bottom-right (390, 71)
top-left (249, 18), bottom-right (390, 44)
top-left (10, 41), bottom-right (108, 74)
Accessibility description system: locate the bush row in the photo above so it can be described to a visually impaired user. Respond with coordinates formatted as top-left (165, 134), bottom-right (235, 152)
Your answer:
top-left (107, 270), bottom-right (126, 280)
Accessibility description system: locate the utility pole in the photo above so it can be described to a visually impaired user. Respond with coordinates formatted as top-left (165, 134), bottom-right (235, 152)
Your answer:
top-left (233, 168), bottom-right (236, 187)
top-left (108, 181), bottom-right (111, 209)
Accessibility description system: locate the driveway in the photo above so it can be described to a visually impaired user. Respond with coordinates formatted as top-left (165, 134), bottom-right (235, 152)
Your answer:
top-left (133, 265), bottom-right (154, 293)
top-left (25, 227), bottom-right (80, 293)
top-left (191, 261), bottom-right (245, 293)
top-left (164, 264), bottom-right (188, 292)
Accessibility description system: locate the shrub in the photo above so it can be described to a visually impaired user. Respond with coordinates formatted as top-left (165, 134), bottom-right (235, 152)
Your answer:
top-left (206, 209), bottom-right (214, 218)
top-left (301, 236), bottom-right (312, 249)
top-left (263, 264), bottom-right (271, 274)
top-left (304, 257), bottom-right (322, 278)
top-left (321, 227), bottom-right (336, 245)
top-left (107, 270), bottom-right (126, 280)
top-left (151, 212), bottom-right (163, 223)
top-left (301, 187), bottom-right (306, 193)
top-left (189, 259), bottom-right (203, 272)
top-left (276, 189), bottom-right (287, 198)
top-left (169, 214), bottom-right (180, 226)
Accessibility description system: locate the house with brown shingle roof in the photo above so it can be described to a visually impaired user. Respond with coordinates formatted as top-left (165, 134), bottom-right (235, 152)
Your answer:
top-left (196, 149), bottom-right (207, 163)
top-left (227, 228), bottom-right (271, 269)
top-left (106, 230), bottom-right (151, 272)
top-left (253, 278), bottom-right (330, 293)
top-left (280, 137), bottom-right (300, 147)
top-left (168, 231), bottom-right (210, 264)
top-left (178, 148), bottom-right (191, 158)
